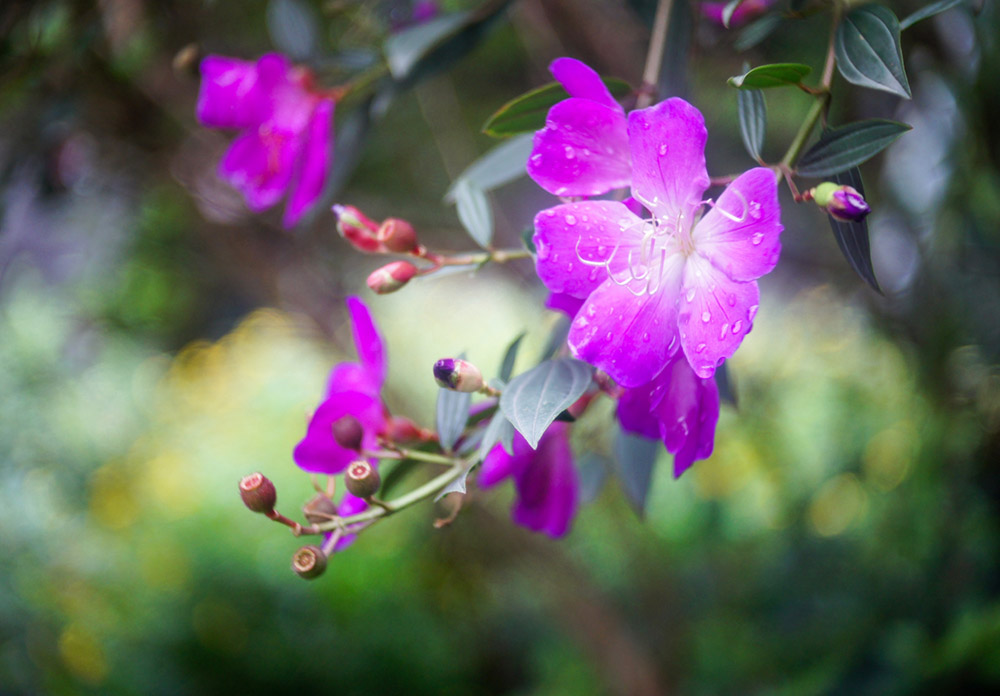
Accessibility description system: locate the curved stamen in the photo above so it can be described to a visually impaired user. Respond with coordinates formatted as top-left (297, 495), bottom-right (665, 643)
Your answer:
top-left (705, 188), bottom-right (749, 224)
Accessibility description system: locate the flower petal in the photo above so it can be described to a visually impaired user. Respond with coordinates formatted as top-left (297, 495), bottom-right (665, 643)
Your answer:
top-left (283, 98), bottom-right (335, 227)
top-left (293, 391), bottom-right (383, 474)
top-left (545, 292), bottom-right (585, 318)
top-left (345, 295), bottom-right (387, 390)
top-left (511, 423), bottom-right (578, 537)
top-left (651, 356), bottom-right (719, 477)
top-left (325, 362), bottom-right (379, 399)
top-left (693, 167), bottom-right (782, 282)
top-left (332, 492), bottom-right (369, 551)
top-left (549, 57), bottom-right (624, 113)
top-left (527, 99), bottom-right (630, 197)
top-left (677, 254), bottom-right (760, 379)
top-left (533, 201), bottom-right (643, 299)
top-left (196, 55), bottom-right (265, 129)
top-left (219, 128), bottom-right (300, 212)
top-left (617, 380), bottom-right (664, 440)
top-left (478, 444), bottom-right (519, 488)
top-left (627, 98), bottom-right (710, 223)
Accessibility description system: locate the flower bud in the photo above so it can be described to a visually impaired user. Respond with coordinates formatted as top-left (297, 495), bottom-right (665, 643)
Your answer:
top-left (303, 493), bottom-right (338, 524)
top-left (809, 182), bottom-right (870, 223)
top-left (367, 261), bottom-right (417, 294)
top-left (239, 472), bottom-right (276, 513)
top-left (433, 358), bottom-right (484, 392)
top-left (331, 415), bottom-right (364, 451)
top-left (345, 460), bottom-right (381, 499)
top-left (377, 218), bottom-right (419, 254)
top-left (333, 204), bottom-right (382, 253)
top-left (292, 545), bottom-right (327, 580)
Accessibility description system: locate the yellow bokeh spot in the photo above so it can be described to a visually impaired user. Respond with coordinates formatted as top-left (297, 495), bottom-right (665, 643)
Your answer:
top-left (809, 473), bottom-right (866, 537)
top-left (692, 435), bottom-right (758, 500)
top-left (141, 451), bottom-right (202, 517)
top-left (89, 463), bottom-right (139, 530)
top-left (863, 422), bottom-right (916, 492)
top-left (138, 536), bottom-right (191, 592)
top-left (59, 624), bottom-right (108, 684)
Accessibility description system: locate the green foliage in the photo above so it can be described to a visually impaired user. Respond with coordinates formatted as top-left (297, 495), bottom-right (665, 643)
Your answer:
top-left (481, 78), bottom-right (631, 137)
top-left (796, 119), bottom-right (911, 178)
top-left (835, 4), bottom-right (912, 98)
top-left (728, 63), bottom-right (812, 89)
top-left (500, 358), bottom-right (593, 448)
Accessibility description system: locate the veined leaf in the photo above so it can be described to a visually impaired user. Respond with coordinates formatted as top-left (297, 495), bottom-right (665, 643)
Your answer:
top-left (453, 179), bottom-right (494, 248)
top-left (436, 358), bottom-right (472, 452)
top-left (476, 410), bottom-right (515, 463)
top-left (737, 88), bottom-right (766, 162)
top-left (835, 5), bottom-right (911, 98)
top-left (735, 14), bottom-right (783, 51)
top-left (612, 428), bottom-right (660, 518)
top-left (444, 133), bottom-right (533, 202)
top-left (900, 0), bottom-right (965, 30)
top-left (500, 358), bottom-right (593, 448)
top-left (482, 78), bottom-right (631, 138)
top-left (796, 119), bottom-right (911, 178)
top-left (728, 63), bottom-right (812, 89)
top-left (827, 167), bottom-right (882, 293)
top-left (499, 332), bottom-right (527, 382)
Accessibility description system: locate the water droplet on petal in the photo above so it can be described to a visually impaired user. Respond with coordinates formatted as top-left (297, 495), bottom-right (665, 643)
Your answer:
top-left (582, 148), bottom-right (591, 157)
top-left (641, 120), bottom-right (651, 130)
top-left (727, 293), bottom-right (737, 306)
top-left (581, 215), bottom-right (589, 222)
top-left (586, 305), bottom-right (596, 318)
top-left (605, 331), bottom-right (613, 341)
top-left (667, 336), bottom-right (677, 351)
top-left (565, 262), bottom-right (574, 272)
top-left (530, 153), bottom-right (542, 164)
top-left (564, 146), bottom-right (576, 159)
top-left (642, 332), bottom-right (651, 343)
top-left (686, 288), bottom-right (696, 302)
top-left (732, 320), bottom-right (742, 334)
top-left (545, 208), bottom-right (556, 217)
top-left (751, 232), bottom-right (764, 245)
top-left (748, 304), bottom-right (759, 321)
top-left (658, 143), bottom-right (668, 156)
top-left (749, 201), bottom-right (762, 220)
top-left (588, 268), bottom-right (600, 281)
top-left (695, 343), bottom-right (706, 353)
top-left (719, 322), bottom-right (729, 339)
top-left (701, 311), bottom-right (711, 323)
top-left (565, 214), bottom-right (577, 226)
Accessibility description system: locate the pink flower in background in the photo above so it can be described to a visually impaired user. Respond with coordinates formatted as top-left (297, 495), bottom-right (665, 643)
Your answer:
top-left (478, 422), bottom-right (578, 538)
top-left (617, 354), bottom-right (719, 478)
top-left (197, 53), bottom-right (334, 228)
top-left (533, 98), bottom-right (782, 386)
top-left (701, 0), bottom-right (774, 27)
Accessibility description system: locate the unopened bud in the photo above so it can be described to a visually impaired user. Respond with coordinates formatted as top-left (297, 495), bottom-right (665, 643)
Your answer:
top-left (333, 204), bottom-right (382, 253)
top-left (239, 472), bottom-right (276, 513)
top-left (303, 493), bottom-right (338, 524)
top-left (345, 460), bottom-right (381, 499)
top-left (331, 415), bottom-right (364, 451)
top-left (377, 218), bottom-right (419, 253)
top-left (809, 182), bottom-right (870, 223)
top-left (433, 358), bottom-right (484, 392)
top-left (367, 261), bottom-right (417, 294)
top-left (292, 545), bottom-right (327, 579)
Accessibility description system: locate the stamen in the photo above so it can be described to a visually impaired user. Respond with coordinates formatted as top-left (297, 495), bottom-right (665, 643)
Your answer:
top-left (706, 188), bottom-right (749, 224)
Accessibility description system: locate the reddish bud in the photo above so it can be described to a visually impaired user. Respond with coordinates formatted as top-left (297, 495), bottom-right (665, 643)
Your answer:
top-left (377, 218), bottom-right (419, 253)
top-left (385, 415), bottom-right (436, 444)
top-left (292, 545), bottom-right (327, 579)
top-left (331, 415), bottom-right (364, 451)
top-left (367, 261), bottom-right (418, 294)
top-left (303, 493), bottom-right (339, 524)
top-left (333, 204), bottom-right (382, 253)
top-left (433, 358), bottom-right (484, 392)
top-left (239, 472), bottom-right (276, 513)
top-left (345, 460), bottom-right (381, 499)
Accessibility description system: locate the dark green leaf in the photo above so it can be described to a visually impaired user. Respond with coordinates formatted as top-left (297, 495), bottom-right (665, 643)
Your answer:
top-left (453, 179), bottom-right (494, 248)
top-left (658, 0), bottom-right (693, 100)
top-left (384, 12), bottom-right (469, 79)
top-left (722, 0), bottom-right (747, 28)
top-left (900, 0), bottom-right (965, 30)
top-left (835, 5), bottom-right (911, 98)
top-left (728, 63), bottom-right (812, 89)
top-left (436, 378), bottom-right (471, 452)
top-left (796, 119), bottom-right (911, 178)
top-left (737, 88), bottom-right (766, 162)
top-left (482, 79), bottom-right (631, 138)
top-left (612, 428), bottom-right (660, 518)
top-left (577, 453), bottom-right (610, 504)
top-left (267, 0), bottom-right (318, 61)
top-left (500, 358), bottom-right (593, 448)
top-left (735, 14), bottom-right (783, 51)
top-left (827, 168), bottom-right (882, 293)
top-left (477, 410), bottom-right (515, 462)
top-left (444, 133), bottom-right (533, 202)
top-left (499, 332), bottom-right (526, 382)
top-left (520, 227), bottom-right (537, 255)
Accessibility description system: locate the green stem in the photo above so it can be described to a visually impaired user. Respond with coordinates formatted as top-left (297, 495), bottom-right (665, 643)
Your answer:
top-left (370, 447), bottom-right (457, 466)
top-left (637, 0), bottom-right (675, 109)
top-left (779, 92), bottom-right (830, 171)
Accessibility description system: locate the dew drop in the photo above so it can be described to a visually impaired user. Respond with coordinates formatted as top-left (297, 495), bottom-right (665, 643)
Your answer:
top-left (596, 244), bottom-right (607, 255)
top-left (641, 120), bottom-right (651, 130)
top-left (586, 305), bottom-right (597, 318)
top-left (695, 343), bottom-right (706, 353)
top-left (588, 268), bottom-right (600, 281)
top-left (564, 145), bottom-right (576, 159)
top-left (658, 143), bottom-right (668, 156)
top-left (686, 288), bottom-right (696, 302)
top-left (667, 336), bottom-right (677, 351)
top-left (727, 293), bottom-right (737, 306)
top-left (581, 215), bottom-right (589, 222)
top-left (701, 311), bottom-right (711, 323)
top-left (530, 153), bottom-right (542, 164)
top-left (582, 148), bottom-right (591, 157)
top-left (565, 214), bottom-right (577, 226)
top-left (751, 232), bottom-right (764, 246)
top-left (747, 304), bottom-right (759, 321)
top-left (642, 332), bottom-right (651, 343)
top-left (732, 320), bottom-right (742, 334)
top-left (605, 331), bottom-right (613, 341)
top-left (719, 322), bottom-right (729, 339)
top-left (749, 201), bottom-right (762, 220)
top-left (545, 208), bottom-right (556, 217)
top-left (565, 262), bottom-right (574, 273)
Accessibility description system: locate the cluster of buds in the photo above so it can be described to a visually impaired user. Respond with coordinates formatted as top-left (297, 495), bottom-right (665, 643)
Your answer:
top-left (805, 183), bottom-right (871, 223)
top-left (333, 204), bottom-right (427, 295)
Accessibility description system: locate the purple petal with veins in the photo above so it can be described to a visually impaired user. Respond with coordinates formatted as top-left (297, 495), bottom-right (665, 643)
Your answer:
top-left (549, 57), bottom-right (624, 113)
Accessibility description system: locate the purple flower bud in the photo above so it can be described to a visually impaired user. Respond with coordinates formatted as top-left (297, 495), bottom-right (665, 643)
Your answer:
top-left (344, 460), bottom-right (381, 499)
top-left (433, 358), bottom-right (484, 392)
top-left (292, 545), bottom-right (327, 579)
top-left (377, 218), bottom-right (419, 254)
top-left (331, 415), bottom-right (365, 451)
top-left (809, 182), bottom-right (870, 223)
top-left (239, 472), bottom-right (276, 513)
top-left (367, 261), bottom-right (417, 294)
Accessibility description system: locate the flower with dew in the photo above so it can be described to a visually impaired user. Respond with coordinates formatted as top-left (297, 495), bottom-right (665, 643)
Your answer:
top-left (532, 98), bottom-right (782, 386)
top-left (478, 422), bottom-right (578, 538)
top-left (197, 53), bottom-right (334, 228)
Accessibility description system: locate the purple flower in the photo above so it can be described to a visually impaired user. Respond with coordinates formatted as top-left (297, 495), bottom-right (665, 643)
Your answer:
top-left (197, 53), bottom-right (334, 228)
top-left (617, 354), bottom-right (720, 478)
top-left (701, 0), bottom-right (774, 27)
top-left (532, 98), bottom-right (782, 386)
top-left (478, 422), bottom-right (578, 538)
top-left (527, 58), bottom-right (631, 197)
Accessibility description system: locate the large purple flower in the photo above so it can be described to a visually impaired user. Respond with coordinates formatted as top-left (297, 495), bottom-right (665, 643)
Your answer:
top-left (197, 53), bottom-right (334, 228)
top-left (533, 98), bottom-right (782, 386)
top-left (478, 422), bottom-right (578, 538)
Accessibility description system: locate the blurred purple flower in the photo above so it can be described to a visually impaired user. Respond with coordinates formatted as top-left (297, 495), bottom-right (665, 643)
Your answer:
top-left (197, 53), bottom-right (334, 228)
top-left (701, 0), bottom-right (774, 28)
top-left (478, 422), bottom-right (578, 538)
top-left (533, 98), bottom-right (782, 386)
top-left (617, 354), bottom-right (720, 478)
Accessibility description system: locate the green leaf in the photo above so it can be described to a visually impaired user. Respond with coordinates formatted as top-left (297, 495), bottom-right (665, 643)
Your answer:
top-left (577, 453), bottom-right (610, 504)
top-left (715, 361), bottom-right (737, 407)
top-left (499, 332), bottom-right (526, 382)
top-left (267, 0), bottom-right (318, 61)
top-left (444, 133), bottom-right (533, 203)
top-left (795, 119), bottom-right (911, 178)
top-left (453, 179), bottom-right (494, 248)
top-left (827, 168), bottom-right (882, 294)
top-left (612, 428), bottom-right (660, 518)
top-left (835, 5), bottom-right (911, 98)
top-left (436, 355), bottom-right (472, 452)
top-left (735, 14), bottom-right (783, 51)
top-left (722, 0), bottom-right (747, 28)
top-left (482, 79), bottom-right (631, 138)
top-left (737, 88), bottom-right (766, 162)
top-left (899, 0), bottom-right (965, 30)
top-left (520, 227), bottom-right (537, 255)
top-left (500, 358), bottom-right (593, 448)
top-left (476, 410), bottom-right (515, 463)
top-left (384, 12), bottom-right (470, 79)
top-left (728, 63), bottom-right (812, 89)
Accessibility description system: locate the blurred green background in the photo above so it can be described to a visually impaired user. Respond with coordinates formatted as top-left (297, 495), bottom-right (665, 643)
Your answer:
top-left (2, 1), bottom-right (1000, 694)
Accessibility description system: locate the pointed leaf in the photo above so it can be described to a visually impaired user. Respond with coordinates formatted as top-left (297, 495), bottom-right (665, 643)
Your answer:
top-left (482, 79), bottom-right (632, 138)
top-left (500, 358), bottom-right (593, 448)
top-left (453, 179), bottom-right (494, 248)
top-left (267, 0), bottom-right (318, 61)
top-left (436, 366), bottom-right (472, 452)
top-left (835, 5), bottom-right (911, 98)
top-left (728, 63), bottom-right (812, 89)
top-left (499, 332), bottom-right (526, 382)
top-left (737, 88), bottom-right (766, 162)
top-left (520, 227), bottom-right (537, 255)
top-left (384, 13), bottom-right (469, 79)
top-left (900, 0), bottom-right (965, 30)
top-left (612, 428), bottom-right (660, 518)
top-left (444, 133), bottom-right (533, 202)
top-left (827, 168), bottom-right (882, 293)
top-left (477, 410), bottom-right (515, 462)
top-left (796, 119), bottom-right (911, 178)
top-left (577, 453), bottom-right (610, 504)
top-left (735, 14), bottom-right (783, 51)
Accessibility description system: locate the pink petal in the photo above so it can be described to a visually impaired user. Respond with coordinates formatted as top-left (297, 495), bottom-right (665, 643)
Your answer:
top-left (478, 445), bottom-right (518, 488)
top-left (511, 423), bottom-right (578, 537)
top-left (651, 356), bottom-right (719, 477)
top-left (568, 262), bottom-right (684, 388)
top-left (549, 57), bottom-right (624, 113)
top-left (332, 491), bottom-right (369, 551)
top-left (325, 362), bottom-right (379, 399)
top-left (346, 295), bottom-right (386, 391)
top-left (293, 391), bottom-right (383, 474)
top-left (677, 254), bottom-right (760, 379)
top-left (196, 55), bottom-right (264, 129)
top-left (693, 168), bottom-right (782, 282)
top-left (533, 201), bottom-right (644, 299)
top-left (527, 99), bottom-right (630, 197)
top-left (617, 379), bottom-right (664, 439)
top-left (283, 98), bottom-right (334, 227)
top-left (627, 98), bottom-right (710, 223)
top-left (218, 128), bottom-right (300, 212)
top-left (545, 292), bottom-right (585, 318)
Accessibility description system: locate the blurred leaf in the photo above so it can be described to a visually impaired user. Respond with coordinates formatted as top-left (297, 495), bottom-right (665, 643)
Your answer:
top-left (482, 78), bottom-right (632, 138)
top-left (500, 358), bottom-right (593, 448)
top-left (835, 5), bottom-right (911, 98)
top-left (827, 168), bottom-right (882, 293)
top-left (499, 332), bottom-right (526, 382)
top-left (737, 88), bottom-right (766, 162)
top-left (715, 361), bottom-right (737, 407)
top-left (612, 428), bottom-right (660, 518)
top-left (722, 0), bottom-right (747, 28)
top-left (477, 410), bottom-right (515, 462)
top-left (728, 63), bottom-right (812, 89)
top-left (384, 12), bottom-right (469, 79)
top-left (266, 0), bottom-right (318, 61)
top-left (436, 382), bottom-right (471, 452)
top-left (796, 119), bottom-right (911, 177)
top-left (435, 470), bottom-right (470, 500)
top-left (658, 0), bottom-right (693, 100)
top-left (735, 14), bottom-right (784, 51)
top-left (521, 227), bottom-right (537, 255)
top-left (577, 453), bottom-right (610, 504)
top-left (444, 133), bottom-right (533, 202)
top-left (453, 179), bottom-right (494, 248)
top-left (539, 315), bottom-right (570, 361)
top-left (327, 96), bottom-right (374, 196)
top-left (899, 0), bottom-right (965, 30)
